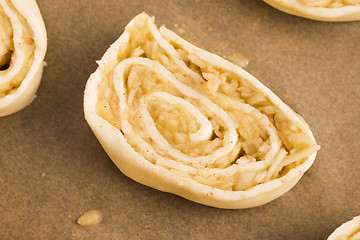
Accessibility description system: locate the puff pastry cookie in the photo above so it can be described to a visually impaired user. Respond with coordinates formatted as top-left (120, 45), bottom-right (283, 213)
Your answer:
top-left (0, 0), bottom-right (47, 116)
top-left (328, 215), bottom-right (360, 240)
top-left (263, 0), bottom-right (360, 21)
top-left (84, 13), bottom-right (320, 208)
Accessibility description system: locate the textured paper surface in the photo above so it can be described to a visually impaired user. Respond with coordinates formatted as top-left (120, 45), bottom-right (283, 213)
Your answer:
top-left (0, 0), bottom-right (359, 239)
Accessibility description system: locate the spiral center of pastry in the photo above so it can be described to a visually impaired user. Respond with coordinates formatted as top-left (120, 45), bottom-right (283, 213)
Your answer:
top-left (145, 92), bottom-right (213, 143)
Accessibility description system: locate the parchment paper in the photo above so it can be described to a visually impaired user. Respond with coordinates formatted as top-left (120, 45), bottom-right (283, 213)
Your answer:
top-left (1, 0), bottom-right (359, 239)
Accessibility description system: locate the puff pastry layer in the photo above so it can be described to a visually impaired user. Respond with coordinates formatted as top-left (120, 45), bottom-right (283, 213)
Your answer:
top-left (328, 215), bottom-right (360, 240)
top-left (0, 0), bottom-right (47, 116)
top-left (84, 13), bottom-right (319, 208)
top-left (263, 0), bottom-right (360, 21)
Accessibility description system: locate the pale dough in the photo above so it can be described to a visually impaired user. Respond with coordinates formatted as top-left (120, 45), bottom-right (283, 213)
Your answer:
top-left (84, 13), bottom-right (320, 209)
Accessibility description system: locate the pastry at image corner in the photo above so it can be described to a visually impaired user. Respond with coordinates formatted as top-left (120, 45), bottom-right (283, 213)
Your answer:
top-left (83, 13), bottom-right (320, 209)
top-left (263, 0), bottom-right (360, 21)
top-left (328, 215), bottom-right (360, 240)
top-left (0, 0), bottom-right (47, 117)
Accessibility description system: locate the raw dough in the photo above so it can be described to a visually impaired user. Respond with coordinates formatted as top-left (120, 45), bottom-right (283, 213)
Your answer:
top-left (263, 0), bottom-right (360, 21)
top-left (0, 0), bottom-right (47, 116)
top-left (83, 13), bottom-right (319, 209)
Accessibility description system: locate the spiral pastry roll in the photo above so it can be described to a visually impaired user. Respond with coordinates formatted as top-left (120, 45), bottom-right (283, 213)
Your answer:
top-left (84, 13), bottom-right (320, 209)
top-left (0, 0), bottom-right (47, 117)
top-left (263, 0), bottom-right (360, 21)
top-left (328, 215), bottom-right (360, 240)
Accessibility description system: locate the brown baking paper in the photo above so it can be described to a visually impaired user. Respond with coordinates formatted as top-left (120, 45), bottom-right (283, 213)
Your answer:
top-left (0, 0), bottom-right (359, 239)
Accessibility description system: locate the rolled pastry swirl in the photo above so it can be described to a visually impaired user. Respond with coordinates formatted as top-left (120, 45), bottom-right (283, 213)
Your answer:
top-left (0, 0), bottom-right (47, 117)
top-left (84, 13), bottom-right (320, 209)
top-left (328, 215), bottom-right (360, 240)
top-left (263, 0), bottom-right (360, 21)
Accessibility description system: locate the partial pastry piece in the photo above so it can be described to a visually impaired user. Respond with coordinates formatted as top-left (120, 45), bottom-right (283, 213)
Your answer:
top-left (84, 13), bottom-right (320, 209)
top-left (328, 215), bottom-right (360, 240)
top-left (263, 0), bottom-right (360, 21)
top-left (0, 0), bottom-right (47, 117)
